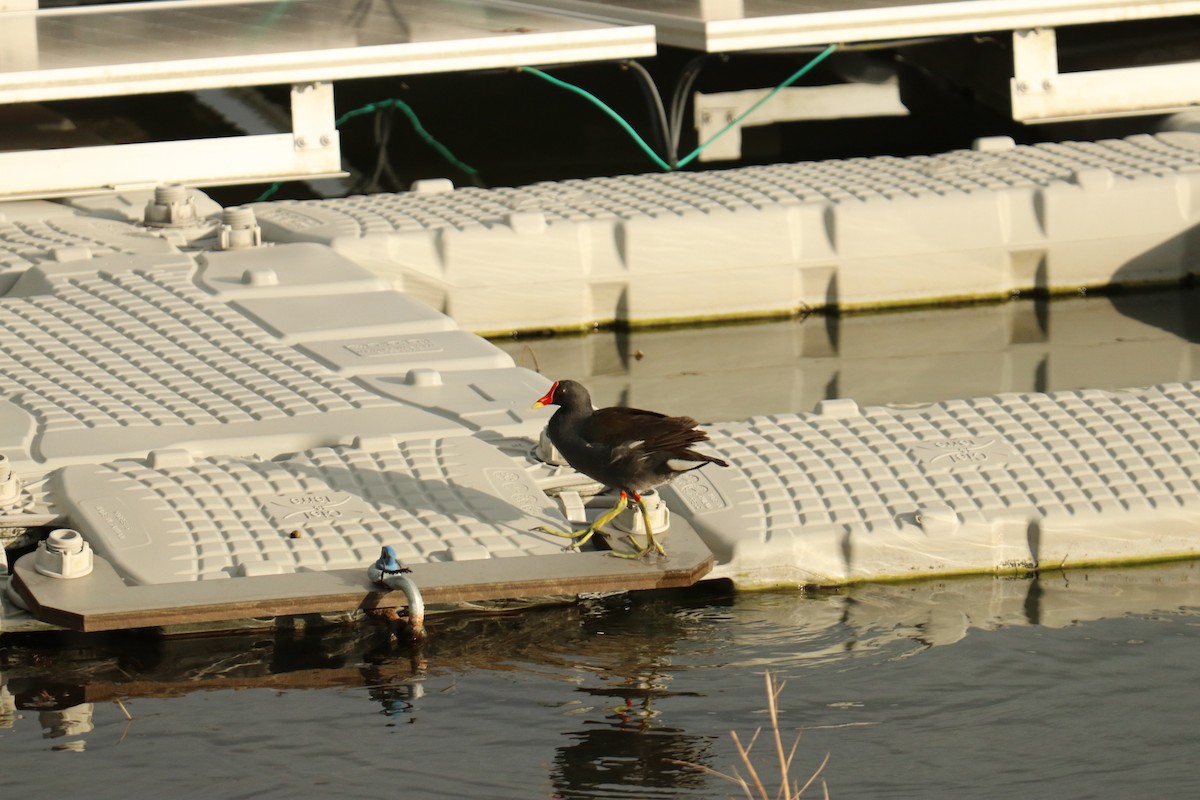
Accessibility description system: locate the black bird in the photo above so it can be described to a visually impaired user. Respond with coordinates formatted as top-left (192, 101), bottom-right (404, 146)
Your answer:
top-left (532, 379), bottom-right (728, 558)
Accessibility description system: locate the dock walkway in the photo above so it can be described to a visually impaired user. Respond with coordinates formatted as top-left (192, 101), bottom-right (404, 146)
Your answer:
top-left (4, 165), bottom-right (1200, 631)
top-left (251, 131), bottom-right (1200, 334)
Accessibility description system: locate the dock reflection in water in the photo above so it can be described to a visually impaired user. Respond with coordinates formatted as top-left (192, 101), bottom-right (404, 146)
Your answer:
top-left (496, 287), bottom-right (1200, 423)
top-left (5, 288), bottom-right (1200, 797)
top-left (4, 563), bottom-right (1200, 798)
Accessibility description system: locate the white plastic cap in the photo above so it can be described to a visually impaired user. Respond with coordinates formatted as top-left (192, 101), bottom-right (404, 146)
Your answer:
top-left (535, 427), bottom-right (568, 466)
top-left (0, 453), bottom-right (20, 506)
top-left (612, 490), bottom-right (670, 536)
top-left (34, 529), bottom-right (94, 579)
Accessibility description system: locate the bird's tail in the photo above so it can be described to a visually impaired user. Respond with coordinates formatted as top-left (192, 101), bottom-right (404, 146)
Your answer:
top-left (667, 450), bottom-right (729, 471)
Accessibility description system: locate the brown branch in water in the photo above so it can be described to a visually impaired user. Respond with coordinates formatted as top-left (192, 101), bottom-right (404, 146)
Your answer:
top-left (666, 670), bottom-right (831, 799)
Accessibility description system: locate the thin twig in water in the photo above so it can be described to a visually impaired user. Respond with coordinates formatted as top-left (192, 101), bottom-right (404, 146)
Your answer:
top-left (732, 729), bottom-right (769, 799)
top-left (667, 671), bottom-right (830, 799)
top-left (521, 344), bottom-right (541, 373)
top-left (769, 673), bottom-right (790, 791)
top-left (115, 697), bottom-right (133, 721)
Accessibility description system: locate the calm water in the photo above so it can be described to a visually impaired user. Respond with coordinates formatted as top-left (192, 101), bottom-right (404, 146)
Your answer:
top-left (5, 288), bottom-right (1200, 798)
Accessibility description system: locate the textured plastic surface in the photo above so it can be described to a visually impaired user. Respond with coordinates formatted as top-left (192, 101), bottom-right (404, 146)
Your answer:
top-left (252, 133), bottom-right (1200, 333)
top-left (50, 437), bottom-right (568, 585)
top-left (10, 133), bottom-right (1200, 628)
top-left (0, 210), bottom-right (177, 281)
top-left (0, 240), bottom-right (544, 471)
top-left (660, 383), bottom-right (1200, 586)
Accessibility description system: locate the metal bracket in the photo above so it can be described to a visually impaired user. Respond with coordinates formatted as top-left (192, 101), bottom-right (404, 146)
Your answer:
top-left (1011, 27), bottom-right (1059, 98)
top-left (290, 82), bottom-right (340, 164)
top-left (693, 81), bottom-right (907, 162)
top-left (1011, 27), bottom-right (1200, 122)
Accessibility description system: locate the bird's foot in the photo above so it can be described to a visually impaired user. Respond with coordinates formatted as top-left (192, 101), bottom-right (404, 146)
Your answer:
top-left (535, 492), bottom-right (630, 552)
top-left (606, 493), bottom-right (667, 559)
top-left (533, 524), bottom-right (600, 551)
top-left (607, 534), bottom-right (667, 560)
top-left (533, 524), bottom-right (585, 538)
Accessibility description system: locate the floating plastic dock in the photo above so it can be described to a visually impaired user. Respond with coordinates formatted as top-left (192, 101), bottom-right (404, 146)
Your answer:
top-left (671, 386), bottom-right (1200, 585)
top-left (5, 137), bottom-right (1200, 634)
top-left (251, 132), bottom-right (1200, 334)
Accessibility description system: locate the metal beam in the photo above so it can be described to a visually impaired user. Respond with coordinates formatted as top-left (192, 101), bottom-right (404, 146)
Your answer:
top-left (1011, 27), bottom-right (1200, 122)
top-left (0, 83), bottom-right (342, 199)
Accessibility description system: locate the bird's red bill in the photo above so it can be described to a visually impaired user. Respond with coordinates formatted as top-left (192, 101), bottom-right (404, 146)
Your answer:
top-left (532, 381), bottom-right (559, 409)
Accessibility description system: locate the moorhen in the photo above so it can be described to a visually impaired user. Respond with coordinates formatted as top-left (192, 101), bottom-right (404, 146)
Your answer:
top-left (532, 379), bottom-right (728, 558)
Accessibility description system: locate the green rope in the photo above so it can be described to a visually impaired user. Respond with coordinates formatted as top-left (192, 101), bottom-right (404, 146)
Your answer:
top-left (520, 66), bottom-right (672, 172)
top-left (519, 44), bottom-right (837, 171)
top-left (255, 44), bottom-right (838, 202)
top-left (337, 99), bottom-right (478, 177)
top-left (676, 43), bottom-right (838, 168)
top-left (255, 97), bottom-right (476, 202)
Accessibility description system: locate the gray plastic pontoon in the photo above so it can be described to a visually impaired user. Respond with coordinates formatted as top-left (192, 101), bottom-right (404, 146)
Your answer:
top-left (4, 137), bottom-right (1200, 633)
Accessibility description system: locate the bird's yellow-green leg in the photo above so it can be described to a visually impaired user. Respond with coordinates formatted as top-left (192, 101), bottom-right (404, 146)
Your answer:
top-left (534, 491), bottom-right (629, 551)
top-left (609, 492), bottom-right (667, 559)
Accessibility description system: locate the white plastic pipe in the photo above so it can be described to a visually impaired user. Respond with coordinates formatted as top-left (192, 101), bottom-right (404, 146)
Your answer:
top-left (368, 546), bottom-right (426, 641)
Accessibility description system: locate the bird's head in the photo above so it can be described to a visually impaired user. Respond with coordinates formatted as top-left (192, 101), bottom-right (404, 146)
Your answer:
top-left (532, 379), bottom-right (587, 410)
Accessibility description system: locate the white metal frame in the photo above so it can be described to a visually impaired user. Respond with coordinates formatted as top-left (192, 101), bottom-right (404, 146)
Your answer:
top-left (1, 82), bottom-right (341, 199)
top-left (692, 82), bottom-right (908, 162)
top-left (1010, 27), bottom-right (1200, 122)
top-left (0, 0), bottom-right (655, 200)
top-left (528, 0), bottom-right (1200, 52)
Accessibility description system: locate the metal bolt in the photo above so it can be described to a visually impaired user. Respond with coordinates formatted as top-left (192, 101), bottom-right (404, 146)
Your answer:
top-left (1016, 81), bottom-right (1028, 94)
top-left (1042, 80), bottom-right (1053, 91)
top-left (319, 134), bottom-right (332, 147)
top-left (295, 136), bottom-right (307, 149)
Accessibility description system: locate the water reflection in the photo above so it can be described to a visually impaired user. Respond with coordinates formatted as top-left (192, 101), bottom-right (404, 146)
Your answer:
top-left (497, 286), bottom-right (1200, 422)
top-left (2, 564), bottom-right (1199, 794)
top-left (5, 561), bottom-right (1199, 737)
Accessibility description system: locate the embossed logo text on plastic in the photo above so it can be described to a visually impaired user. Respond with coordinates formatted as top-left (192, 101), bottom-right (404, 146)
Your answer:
top-left (671, 471), bottom-right (729, 514)
top-left (345, 338), bottom-right (441, 357)
top-left (909, 437), bottom-right (1016, 468)
top-left (93, 503), bottom-right (132, 540)
top-left (486, 468), bottom-right (545, 516)
top-left (78, 496), bottom-right (151, 547)
top-left (265, 491), bottom-right (368, 526)
top-left (259, 208), bottom-right (323, 230)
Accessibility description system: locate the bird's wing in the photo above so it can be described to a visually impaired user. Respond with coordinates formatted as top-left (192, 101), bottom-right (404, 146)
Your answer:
top-left (585, 408), bottom-right (715, 459)
top-left (582, 407), bottom-right (670, 448)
